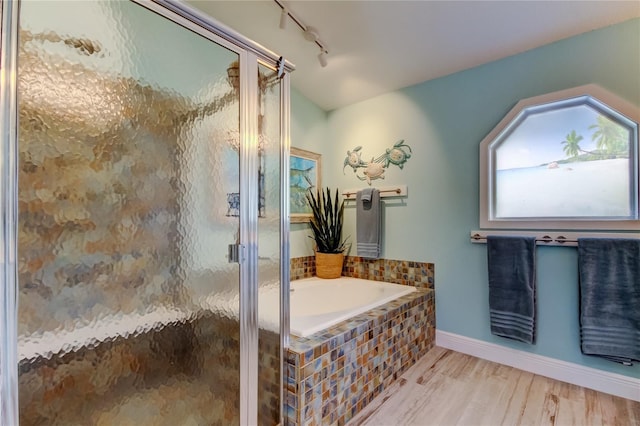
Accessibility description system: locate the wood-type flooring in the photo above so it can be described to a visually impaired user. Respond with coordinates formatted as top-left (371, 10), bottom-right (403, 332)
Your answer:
top-left (347, 347), bottom-right (639, 426)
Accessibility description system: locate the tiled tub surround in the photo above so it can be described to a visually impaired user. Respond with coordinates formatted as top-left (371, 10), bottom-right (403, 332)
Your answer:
top-left (286, 257), bottom-right (435, 426)
top-left (290, 255), bottom-right (434, 289)
top-left (290, 255), bottom-right (317, 280)
top-left (285, 289), bottom-right (434, 426)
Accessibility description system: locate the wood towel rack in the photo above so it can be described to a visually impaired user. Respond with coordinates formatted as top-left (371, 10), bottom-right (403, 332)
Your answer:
top-left (342, 185), bottom-right (407, 200)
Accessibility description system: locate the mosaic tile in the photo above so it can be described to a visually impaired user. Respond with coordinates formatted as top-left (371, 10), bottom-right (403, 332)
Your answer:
top-left (285, 256), bottom-right (436, 425)
top-left (284, 271), bottom-right (435, 425)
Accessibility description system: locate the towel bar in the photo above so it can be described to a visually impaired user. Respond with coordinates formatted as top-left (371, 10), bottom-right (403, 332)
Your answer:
top-left (470, 230), bottom-right (640, 247)
top-left (342, 185), bottom-right (407, 200)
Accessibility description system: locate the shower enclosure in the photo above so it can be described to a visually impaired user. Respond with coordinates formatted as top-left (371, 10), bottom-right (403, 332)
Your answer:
top-left (0, 1), bottom-right (291, 424)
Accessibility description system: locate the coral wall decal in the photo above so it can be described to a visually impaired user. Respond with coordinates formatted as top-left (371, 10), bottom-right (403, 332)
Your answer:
top-left (343, 140), bottom-right (412, 184)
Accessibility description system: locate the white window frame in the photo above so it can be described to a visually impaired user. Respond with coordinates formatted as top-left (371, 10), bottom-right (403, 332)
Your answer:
top-left (479, 84), bottom-right (640, 230)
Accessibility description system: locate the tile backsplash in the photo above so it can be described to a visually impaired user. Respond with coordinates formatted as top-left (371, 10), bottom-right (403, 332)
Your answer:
top-left (290, 255), bottom-right (434, 289)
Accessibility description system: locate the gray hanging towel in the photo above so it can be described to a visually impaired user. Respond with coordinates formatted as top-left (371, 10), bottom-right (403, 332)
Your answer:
top-left (487, 236), bottom-right (537, 344)
top-left (578, 238), bottom-right (640, 365)
top-left (356, 188), bottom-right (381, 259)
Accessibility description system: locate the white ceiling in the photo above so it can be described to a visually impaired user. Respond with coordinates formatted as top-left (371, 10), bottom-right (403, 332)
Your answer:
top-left (185, 1), bottom-right (640, 111)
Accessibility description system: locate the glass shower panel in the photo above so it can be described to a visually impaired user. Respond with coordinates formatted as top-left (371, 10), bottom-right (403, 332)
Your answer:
top-left (17, 1), bottom-right (242, 424)
top-left (257, 63), bottom-right (282, 426)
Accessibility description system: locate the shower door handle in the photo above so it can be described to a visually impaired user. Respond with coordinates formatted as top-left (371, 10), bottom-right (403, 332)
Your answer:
top-left (228, 243), bottom-right (246, 264)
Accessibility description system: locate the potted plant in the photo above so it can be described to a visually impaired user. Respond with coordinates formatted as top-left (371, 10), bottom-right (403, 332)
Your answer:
top-left (306, 187), bottom-right (347, 278)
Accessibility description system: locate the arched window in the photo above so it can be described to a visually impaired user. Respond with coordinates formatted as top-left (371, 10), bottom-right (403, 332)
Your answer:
top-left (480, 85), bottom-right (639, 230)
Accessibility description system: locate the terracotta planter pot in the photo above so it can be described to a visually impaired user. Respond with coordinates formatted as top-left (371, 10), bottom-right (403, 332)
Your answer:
top-left (315, 252), bottom-right (344, 279)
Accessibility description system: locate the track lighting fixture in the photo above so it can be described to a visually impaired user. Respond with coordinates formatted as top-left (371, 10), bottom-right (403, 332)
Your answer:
top-left (317, 50), bottom-right (327, 68)
top-left (274, 0), bottom-right (329, 68)
top-left (303, 26), bottom-right (319, 42)
top-left (279, 7), bottom-right (287, 29)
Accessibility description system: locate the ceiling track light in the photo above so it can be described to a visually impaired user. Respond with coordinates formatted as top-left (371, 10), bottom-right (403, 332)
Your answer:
top-left (279, 7), bottom-right (287, 29)
top-left (274, 0), bottom-right (329, 67)
top-left (317, 49), bottom-right (327, 68)
top-left (303, 26), bottom-right (319, 42)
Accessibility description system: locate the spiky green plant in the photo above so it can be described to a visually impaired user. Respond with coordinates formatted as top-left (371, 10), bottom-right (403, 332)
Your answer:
top-left (305, 187), bottom-right (346, 254)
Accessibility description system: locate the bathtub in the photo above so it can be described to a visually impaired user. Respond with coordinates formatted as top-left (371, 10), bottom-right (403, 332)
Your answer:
top-left (289, 276), bottom-right (416, 337)
top-left (285, 278), bottom-right (434, 426)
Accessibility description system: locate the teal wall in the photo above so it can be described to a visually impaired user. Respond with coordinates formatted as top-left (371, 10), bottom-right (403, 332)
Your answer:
top-left (290, 88), bottom-right (327, 256)
top-left (292, 19), bottom-right (640, 377)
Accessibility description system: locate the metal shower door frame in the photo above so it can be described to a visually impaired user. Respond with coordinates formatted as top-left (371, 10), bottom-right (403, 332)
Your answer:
top-left (0, 0), bottom-right (20, 423)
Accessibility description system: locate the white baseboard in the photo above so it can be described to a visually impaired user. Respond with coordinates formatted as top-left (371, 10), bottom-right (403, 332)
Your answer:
top-left (436, 330), bottom-right (640, 402)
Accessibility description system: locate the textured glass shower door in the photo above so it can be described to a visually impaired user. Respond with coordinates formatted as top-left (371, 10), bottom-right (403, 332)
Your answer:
top-left (16, 1), bottom-right (246, 424)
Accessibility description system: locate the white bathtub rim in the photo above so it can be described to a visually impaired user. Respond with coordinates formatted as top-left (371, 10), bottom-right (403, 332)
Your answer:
top-left (290, 277), bottom-right (416, 338)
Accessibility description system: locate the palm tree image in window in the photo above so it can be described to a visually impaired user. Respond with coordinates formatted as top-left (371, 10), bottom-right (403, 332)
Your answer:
top-left (560, 130), bottom-right (584, 158)
top-left (562, 117), bottom-right (629, 161)
top-left (589, 115), bottom-right (630, 156)
top-left (491, 98), bottom-right (636, 220)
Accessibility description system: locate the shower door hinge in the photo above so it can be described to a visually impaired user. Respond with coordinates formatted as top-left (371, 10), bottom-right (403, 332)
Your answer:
top-left (277, 56), bottom-right (285, 78)
top-left (228, 243), bottom-right (246, 264)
